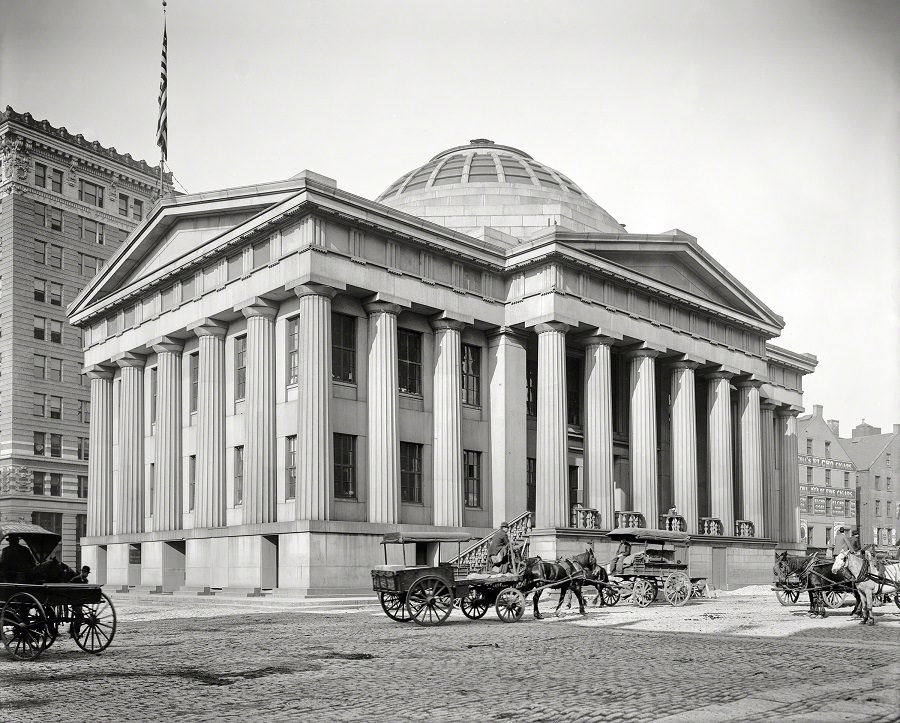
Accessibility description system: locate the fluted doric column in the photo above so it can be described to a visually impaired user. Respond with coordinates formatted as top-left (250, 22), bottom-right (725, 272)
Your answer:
top-left (86, 366), bottom-right (114, 536)
top-left (366, 302), bottom-right (400, 524)
top-left (777, 408), bottom-right (801, 543)
top-left (241, 300), bottom-right (278, 524)
top-left (760, 400), bottom-right (779, 540)
top-left (628, 348), bottom-right (658, 527)
top-left (114, 354), bottom-right (145, 534)
top-left (536, 322), bottom-right (568, 528)
top-left (151, 338), bottom-right (183, 531)
top-left (707, 371), bottom-right (734, 534)
top-left (191, 320), bottom-right (227, 528)
top-left (671, 361), bottom-right (699, 533)
top-left (738, 380), bottom-right (763, 536)
top-left (583, 335), bottom-right (614, 530)
top-left (432, 318), bottom-right (464, 527)
top-left (295, 286), bottom-right (336, 521)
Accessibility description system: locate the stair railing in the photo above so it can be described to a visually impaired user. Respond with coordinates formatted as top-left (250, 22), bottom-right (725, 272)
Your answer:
top-left (449, 511), bottom-right (533, 574)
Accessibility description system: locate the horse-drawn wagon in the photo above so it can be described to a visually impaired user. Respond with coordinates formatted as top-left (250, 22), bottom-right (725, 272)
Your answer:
top-left (597, 528), bottom-right (705, 607)
top-left (371, 531), bottom-right (529, 626)
top-left (0, 522), bottom-right (117, 660)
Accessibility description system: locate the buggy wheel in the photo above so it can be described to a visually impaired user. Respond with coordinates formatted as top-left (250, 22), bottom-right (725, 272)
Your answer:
top-left (72, 592), bottom-right (117, 654)
top-left (601, 585), bottom-right (621, 606)
top-left (495, 588), bottom-right (525, 623)
top-left (460, 589), bottom-right (489, 620)
top-left (894, 593), bottom-right (900, 610)
top-left (406, 577), bottom-right (453, 626)
top-left (378, 592), bottom-right (411, 622)
top-left (663, 572), bottom-right (692, 607)
top-left (631, 579), bottom-right (655, 608)
top-left (1, 592), bottom-right (50, 661)
top-left (776, 588), bottom-right (800, 606)
top-left (42, 604), bottom-right (64, 650)
top-left (823, 591), bottom-right (846, 609)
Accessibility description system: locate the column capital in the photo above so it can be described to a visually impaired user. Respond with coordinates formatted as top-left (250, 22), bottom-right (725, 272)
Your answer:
top-left (760, 399), bottom-right (780, 412)
top-left (625, 346), bottom-right (660, 361)
top-left (705, 370), bottom-right (735, 381)
top-left (670, 360), bottom-right (700, 371)
top-left (112, 352), bottom-right (146, 369)
top-left (486, 326), bottom-right (529, 347)
top-left (431, 317), bottom-right (465, 333)
top-left (292, 283), bottom-right (340, 300)
top-left (236, 297), bottom-right (279, 320)
top-left (83, 364), bottom-right (115, 380)
top-left (150, 336), bottom-right (184, 355)
top-left (735, 378), bottom-right (764, 390)
top-left (775, 405), bottom-right (803, 419)
top-left (188, 318), bottom-right (229, 339)
top-left (363, 300), bottom-right (402, 317)
top-left (534, 321), bottom-right (570, 335)
top-left (578, 328), bottom-right (621, 348)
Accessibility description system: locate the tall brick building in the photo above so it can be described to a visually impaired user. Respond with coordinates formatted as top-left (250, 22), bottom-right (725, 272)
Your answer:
top-left (0, 107), bottom-right (170, 566)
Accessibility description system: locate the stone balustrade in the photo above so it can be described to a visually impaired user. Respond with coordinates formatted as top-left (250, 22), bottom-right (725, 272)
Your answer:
top-left (615, 511), bottom-right (646, 528)
top-left (735, 520), bottom-right (756, 538)
top-left (449, 511), bottom-right (532, 573)
top-left (700, 517), bottom-right (724, 535)
top-left (569, 506), bottom-right (601, 530)
top-left (664, 515), bottom-right (687, 532)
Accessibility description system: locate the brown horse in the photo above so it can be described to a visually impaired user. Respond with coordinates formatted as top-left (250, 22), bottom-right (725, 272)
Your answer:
top-left (774, 551), bottom-right (859, 618)
top-left (521, 547), bottom-right (596, 619)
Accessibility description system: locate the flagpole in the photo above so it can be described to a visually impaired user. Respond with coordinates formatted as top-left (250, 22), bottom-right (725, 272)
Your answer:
top-left (157, 0), bottom-right (168, 199)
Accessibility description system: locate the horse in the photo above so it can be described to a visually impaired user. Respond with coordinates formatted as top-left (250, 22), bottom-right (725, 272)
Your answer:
top-left (521, 547), bottom-right (596, 619)
top-left (831, 548), bottom-right (900, 626)
top-left (773, 551), bottom-right (859, 618)
top-left (30, 557), bottom-right (77, 583)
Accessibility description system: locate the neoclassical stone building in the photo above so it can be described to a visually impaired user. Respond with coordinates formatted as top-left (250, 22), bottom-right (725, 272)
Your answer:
top-left (69, 140), bottom-right (816, 594)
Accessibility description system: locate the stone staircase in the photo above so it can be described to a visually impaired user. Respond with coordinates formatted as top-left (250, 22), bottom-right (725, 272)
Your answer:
top-left (449, 511), bottom-right (532, 574)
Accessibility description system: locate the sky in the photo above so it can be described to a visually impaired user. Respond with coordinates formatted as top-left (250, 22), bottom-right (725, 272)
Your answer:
top-left (2, 0), bottom-right (898, 432)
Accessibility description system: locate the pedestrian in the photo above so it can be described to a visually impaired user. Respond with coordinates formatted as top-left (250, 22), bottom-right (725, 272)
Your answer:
top-left (486, 522), bottom-right (510, 573)
top-left (833, 526), bottom-right (854, 556)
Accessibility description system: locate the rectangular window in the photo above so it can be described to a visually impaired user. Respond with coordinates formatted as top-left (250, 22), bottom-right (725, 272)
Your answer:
top-left (79, 400), bottom-right (91, 424)
top-left (566, 356), bottom-right (582, 426)
top-left (887, 501), bottom-right (893, 518)
top-left (825, 469), bottom-right (831, 487)
top-left (49, 396), bottom-right (62, 420)
top-left (50, 434), bottom-right (62, 458)
top-left (234, 446), bottom-right (244, 504)
top-left (806, 467), bottom-right (813, 484)
top-left (285, 435), bottom-right (297, 499)
top-left (182, 275), bottom-right (195, 301)
top-left (227, 253), bottom-right (242, 281)
top-left (825, 527), bottom-right (832, 546)
top-left (31, 513), bottom-right (63, 558)
top-left (824, 441), bottom-right (831, 458)
top-left (49, 282), bottom-right (62, 306)
top-left (189, 455), bottom-right (197, 511)
top-left (234, 336), bottom-right (247, 400)
top-left (118, 193), bottom-right (129, 216)
top-left (34, 278), bottom-right (47, 302)
top-left (287, 317), bottom-right (300, 385)
top-left (78, 179), bottom-right (104, 208)
top-left (34, 240), bottom-right (47, 265)
top-left (48, 357), bottom-right (62, 381)
top-left (825, 498), bottom-right (832, 515)
top-left (34, 432), bottom-right (46, 456)
top-left (78, 437), bottom-right (90, 461)
top-left (806, 495), bottom-right (814, 514)
top-left (875, 476), bottom-right (881, 490)
top-left (189, 352), bottom-right (199, 413)
top-left (397, 329), bottom-right (422, 395)
top-left (887, 477), bottom-right (893, 492)
top-left (461, 343), bottom-right (481, 406)
top-left (49, 473), bottom-right (61, 497)
top-left (75, 514), bottom-right (86, 568)
top-left (35, 162), bottom-right (47, 187)
top-left (875, 500), bottom-right (881, 516)
top-left (400, 442), bottom-right (423, 503)
top-left (844, 471), bottom-right (850, 488)
top-left (150, 367), bottom-right (158, 424)
top-left (77, 475), bottom-right (88, 499)
top-left (464, 450), bottom-right (482, 508)
top-left (124, 305), bottom-right (137, 329)
top-left (334, 434), bottom-right (357, 499)
top-left (133, 198), bottom-right (143, 221)
top-left (33, 471), bottom-right (45, 495)
top-left (252, 239), bottom-right (270, 268)
top-left (49, 319), bottom-right (62, 343)
top-left (51, 168), bottom-right (63, 193)
top-left (49, 206), bottom-right (63, 230)
top-left (34, 316), bottom-right (46, 340)
top-left (526, 457), bottom-right (536, 516)
top-left (148, 463), bottom-right (155, 515)
top-left (526, 360), bottom-right (538, 417)
top-left (81, 217), bottom-right (105, 244)
top-left (33, 393), bottom-right (46, 417)
top-left (33, 355), bottom-right (45, 379)
top-left (160, 285), bottom-right (175, 312)
top-left (806, 439), bottom-right (813, 455)
top-left (332, 313), bottom-right (356, 384)
top-left (48, 243), bottom-right (62, 268)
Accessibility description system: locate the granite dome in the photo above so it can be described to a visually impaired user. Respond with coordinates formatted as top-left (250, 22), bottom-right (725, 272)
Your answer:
top-left (377, 139), bottom-right (624, 242)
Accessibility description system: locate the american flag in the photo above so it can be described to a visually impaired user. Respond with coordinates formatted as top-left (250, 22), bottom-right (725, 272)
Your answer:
top-left (156, 19), bottom-right (168, 161)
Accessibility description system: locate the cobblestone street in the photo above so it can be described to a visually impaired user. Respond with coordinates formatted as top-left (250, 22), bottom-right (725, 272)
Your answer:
top-left (1, 589), bottom-right (898, 722)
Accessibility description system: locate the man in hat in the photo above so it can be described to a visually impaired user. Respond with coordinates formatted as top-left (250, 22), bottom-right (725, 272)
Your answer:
top-left (833, 526), bottom-right (856, 556)
top-left (487, 522), bottom-right (511, 573)
top-left (0, 534), bottom-right (37, 582)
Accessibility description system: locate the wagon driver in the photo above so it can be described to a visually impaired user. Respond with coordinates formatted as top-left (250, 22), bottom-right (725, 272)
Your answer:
top-left (487, 522), bottom-right (510, 573)
top-left (832, 526), bottom-right (858, 557)
top-left (0, 534), bottom-right (38, 582)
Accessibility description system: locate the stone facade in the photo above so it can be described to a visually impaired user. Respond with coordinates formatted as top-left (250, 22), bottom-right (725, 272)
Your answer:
top-left (68, 140), bottom-right (816, 594)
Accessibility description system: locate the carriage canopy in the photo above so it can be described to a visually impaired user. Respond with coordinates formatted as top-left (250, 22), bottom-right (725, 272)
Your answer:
top-left (0, 522), bottom-right (62, 563)
top-left (380, 532), bottom-right (478, 545)
top-left (606, 528), bottom-right (691, 544)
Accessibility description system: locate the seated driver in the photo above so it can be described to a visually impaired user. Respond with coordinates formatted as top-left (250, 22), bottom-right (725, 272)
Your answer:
top-left (486, 522), bottom-right (510, 573)
top-left (610, 541), bottom-right (632, 575)
top-left (0, 534), bottom-right (38, 583)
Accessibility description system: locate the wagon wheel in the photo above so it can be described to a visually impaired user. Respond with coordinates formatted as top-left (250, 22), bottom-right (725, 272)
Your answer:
top-left (822, 591), bottom-right (846, 609)
top-left (378, 592), bottom-right (411, 622)
top-left (460, 588), bottom-right (490, 620)
top-left (495, 587), bottom-right (526, 623)
top-left (42, 604), bottom-right (65, 650)
top-left (405, 577), bottom-right (454, 627)
top-left (775, 588), bottom-right (800, 606)
top-left (894, 593), bottom-right (900, 610)
top-left (72, 592), bottom-right (117, 654)
top-left (0, 592), bottom-right (51, 661)
top-left (631, 579), bottom-right (655, 608)
top-left (600, 584), bottom-right (621, 606)
top-left (663, 572), bottom-right (692, 607)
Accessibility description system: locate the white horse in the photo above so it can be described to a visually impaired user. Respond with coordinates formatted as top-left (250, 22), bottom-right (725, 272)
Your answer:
top-left (831, 549), bottom-right (899, 626)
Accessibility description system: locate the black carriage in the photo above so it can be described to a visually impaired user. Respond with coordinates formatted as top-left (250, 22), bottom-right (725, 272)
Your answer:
top-left (0, 522), bottom-right (117, 660)
top-left (602, 528), bottom-right (705, 607)
top-left (772, 551), bottom-right (850, 609)
top-left (371, 531), bottom-right (528, 626)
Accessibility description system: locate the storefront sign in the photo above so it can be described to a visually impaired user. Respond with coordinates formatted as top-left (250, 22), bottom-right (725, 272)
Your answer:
top-left (832, 499), bottom-right (846, 516)
top-left (813, 498), bottom-right (827, 514)
top-left (798, 454), bottom-right (853, 471)
top-left (800, 485), bottom-right (855, 499)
